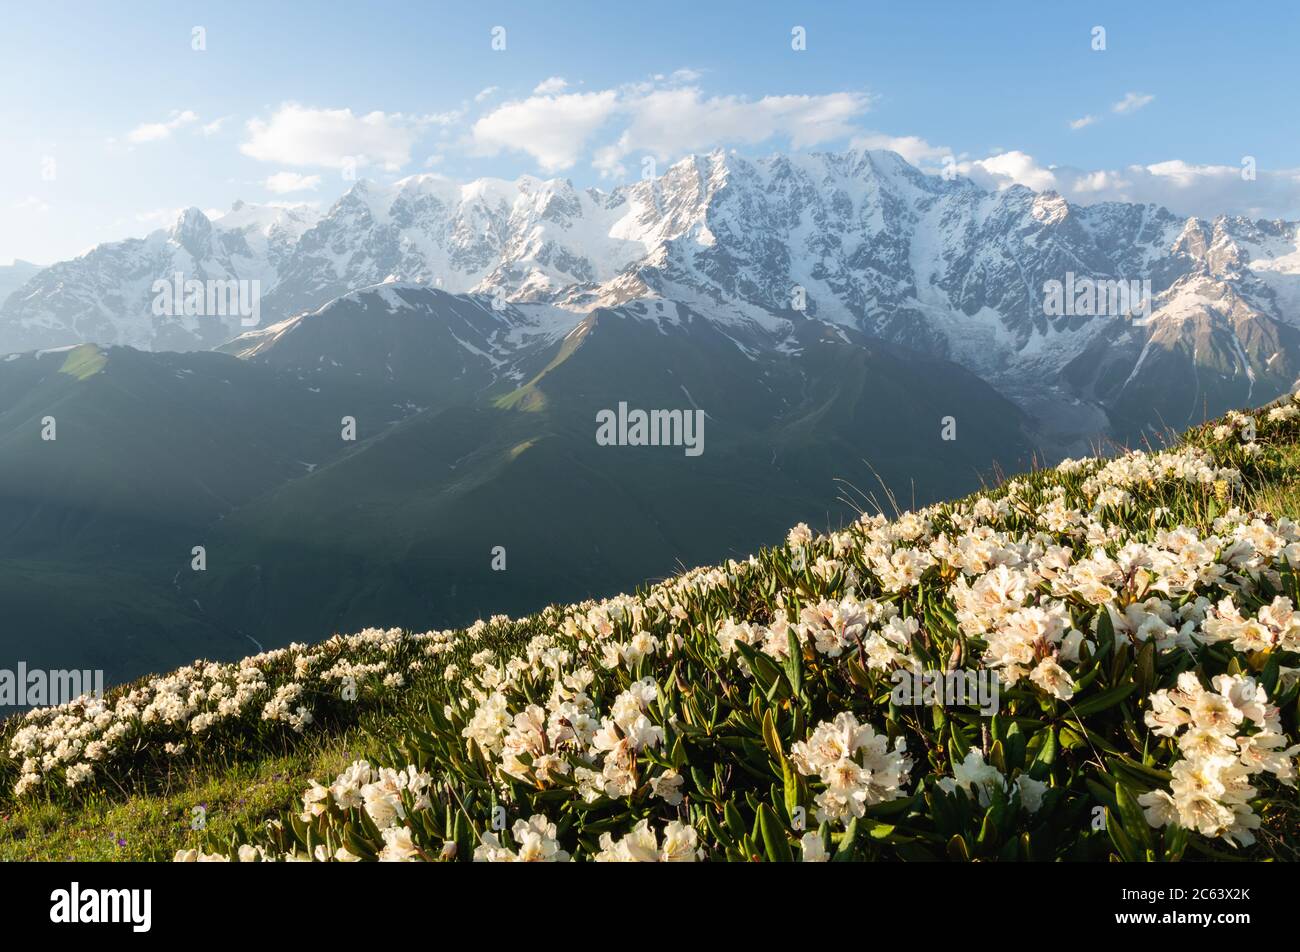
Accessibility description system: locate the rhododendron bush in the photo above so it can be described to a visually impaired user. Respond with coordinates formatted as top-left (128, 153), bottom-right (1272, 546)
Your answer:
top-left (8, 395), bottom-right (1300, 862)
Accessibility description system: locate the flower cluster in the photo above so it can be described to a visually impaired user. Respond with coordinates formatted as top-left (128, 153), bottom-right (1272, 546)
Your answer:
top-left (475, 816), bottom-right (570, 862)
top-left (1139, 673), bottom-right (1299, 846)
top-left (938, 749), bottom-right (1046, 813)
top-left (789, 712), bottom-right (912, 825)
top-left (177, 759), bottom-right (438, 862)
top-left (593, 819), bottom-right (701, 862)
top-left (8, 627), bottom-right (443, 797)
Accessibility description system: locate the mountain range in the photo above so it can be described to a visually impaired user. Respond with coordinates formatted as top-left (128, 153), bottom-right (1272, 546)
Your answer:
top-left (2, 148), bottom-right (1298, 686)
top-left (5, 149), bottom-right (1299, 445)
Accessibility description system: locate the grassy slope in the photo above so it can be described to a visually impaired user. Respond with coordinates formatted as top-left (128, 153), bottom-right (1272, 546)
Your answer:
top-left (2, 399), bottom-right (1298, 861)
top-left (185, 311), bottom-right (1035, 649)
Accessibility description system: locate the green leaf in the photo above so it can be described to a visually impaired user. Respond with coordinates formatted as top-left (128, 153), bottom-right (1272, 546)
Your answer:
top-left (1163, 822), bottom-right (1188, 863)
top-left (783, 628), bottom-right (804, 696)
top-left (1005, 722), bottom-right (1026, 771)
top-left (833, 818), bottom-right (860, 861)
top-left (704, 810), bottom-right (731, 848)
top-left (669, 735), bottom-right (688, 769)
top-left (1135, 640), bottom-right (1156, 696)
top-left (846, 657), bottom-right (872, 689)
top-left (949, 722), bottom-right (971, 762)
top-left (761, 708), bottom-right (783, 762)
top-left (867, 792), bottom-right (918, 818)
top-left (1059, 725), bottom-right (1089, 750)
top-left (988, 739), bottom-right (1007, 774)
top-left (735, 641), bottom-right (790, 699)
top-left (946, 834), bottom-right (971, 862)
top-left (1114, 781), bottom-right (1154, 853)
top-left (976, 808), bottom-right (998, 852)
top-left (1261, 652), bottom-right (1281, 696)
top-left (926, 787), bottom-right (957, 836)
top-left (758, 804), bottom-right (793, 863)
top-left (724, 801), bottom-right (747, 839)
top-left (690, 766), bottom-right (714, 801)
top-left (1107, 807), bottom-right (1140, 862)
top-left (1029, 726), bottom-right (1056, 780)
top-left (865, 821), bottom-right (896, 840)
top-left (1109, 754), bottom-right (1172, 783)
top-left (1070, 682), bottom-right (1136, 718)
top-left (782, 757), bottom-right (803, 819)
top-left (1096, 608), bottom-right (1115, 651)
top-left (990, 714), bottom-right (1005, 743)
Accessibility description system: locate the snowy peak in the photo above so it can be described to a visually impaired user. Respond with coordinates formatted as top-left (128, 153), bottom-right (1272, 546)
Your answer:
top-left (2, 148), bottom-right (1298, 443)
top-left (214, 200), bottom-right (320, 241)
top-left (169, 207), bottom-right (214, 254)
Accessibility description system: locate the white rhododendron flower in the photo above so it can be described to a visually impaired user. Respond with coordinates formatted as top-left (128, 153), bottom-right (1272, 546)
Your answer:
top-left (594, 819), bottom-right (700, 862)
top-left (790, 712), bottom-right (912, 826)
top-left (1140, 674), bottom-right (1300, 846)
top-left (800, 832), bottom-right (829, 862)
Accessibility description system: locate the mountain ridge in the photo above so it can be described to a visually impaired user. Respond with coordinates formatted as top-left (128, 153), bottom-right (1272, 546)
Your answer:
top-left (4, 148), bottom-right (1297, 447)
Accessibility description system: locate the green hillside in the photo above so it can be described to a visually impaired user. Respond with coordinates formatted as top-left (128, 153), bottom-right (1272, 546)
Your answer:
top-left (2, 392), bottom-right (1298, 861)
top-left (0, 301), bottom-right (1038, 687)
top-left (187, 307), bottom-right (1035, 644)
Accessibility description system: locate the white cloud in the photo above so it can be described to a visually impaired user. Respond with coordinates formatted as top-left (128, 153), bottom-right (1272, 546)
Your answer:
top-left (13, 196), bottom-right (50, 213)
top-left (472, 90), bottom-right (620, 171)
top-left (126, 110), bottom-right (199, 144)
top-left (1070, 169), bottom-right (1123, 193)
top-left (533, 76), bottom-right (568, 95)
top-left (263, 171), bottom-right (322, 193)
top-left (471, 80), bottom-right (872, 176)
top-left (1112, 92), bottom-right (1155, 115)
top-left (1068, 115), bottom-right (1097, 130)
top-left (849, 132), bottom-right (950, 165)
top-left (1060, 159), bottom-right (1300, 219)
top-left (600, 87), bottom-right (872, 176)
top-left (474, 86), bottom-right (499, 103)
top-left (1143, 159), bottom-right (1232, 188)
top-left (621, 88), bottom-right (869, 156)
top-left (201, 117), bottom-right (230, 136)
top-left (241, 104), bottom-right (454, 171)
top-left (936, 145), bottom-right (1300, 220)
top-left (957, 151), bottom-right (1060, 192)
top-left (649, 68), bottom-right (705, 85)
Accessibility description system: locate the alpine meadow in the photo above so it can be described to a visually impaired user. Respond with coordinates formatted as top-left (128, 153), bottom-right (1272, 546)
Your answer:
top-left (1, 1), bottom-right (1299, 930)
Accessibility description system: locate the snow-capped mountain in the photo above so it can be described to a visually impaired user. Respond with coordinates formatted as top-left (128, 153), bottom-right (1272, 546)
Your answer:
top-left (258, 175), bottom-right (654, 318)
top-left (0, 202), bottom-right (317, 354)
top-left (219, 282), bottom-right (583, 409)
top-left (3, 149), bottom-right (1298, 442)
top-left (598, 150), bottom-right (1300, 438)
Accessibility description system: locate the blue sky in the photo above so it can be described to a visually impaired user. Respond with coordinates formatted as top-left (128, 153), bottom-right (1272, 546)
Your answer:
top-left (3, 0), bottom-right (1298, 263)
